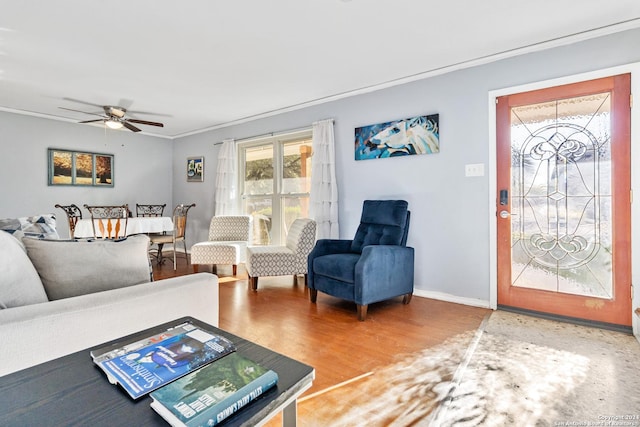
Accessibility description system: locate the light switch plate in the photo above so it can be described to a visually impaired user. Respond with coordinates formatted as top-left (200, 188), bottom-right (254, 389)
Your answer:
top-left (465, 163), bottom-right (485, 177)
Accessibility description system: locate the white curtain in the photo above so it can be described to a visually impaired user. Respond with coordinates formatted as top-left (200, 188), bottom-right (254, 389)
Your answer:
top-left (310, 119), bottom-right (339, 239)
top-left (214, 139), bottom-right (238, 216)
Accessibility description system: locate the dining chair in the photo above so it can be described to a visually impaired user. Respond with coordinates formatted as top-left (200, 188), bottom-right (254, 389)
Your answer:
top-left (149, 203), bottom-right (196, 270)
top-left (83, 204), bottom-right (129, 239)
top-left (54, 203), bottom-right (83, 239)
top-left (136, 204), bottom-right (167, 217)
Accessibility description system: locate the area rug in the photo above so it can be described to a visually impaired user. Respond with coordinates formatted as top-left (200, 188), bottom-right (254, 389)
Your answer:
top-left (298, 310), bottom-right (640, 426)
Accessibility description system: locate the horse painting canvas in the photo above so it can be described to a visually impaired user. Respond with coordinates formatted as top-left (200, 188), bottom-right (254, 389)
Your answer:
top-left (354, 114), bottom-right (439, 160)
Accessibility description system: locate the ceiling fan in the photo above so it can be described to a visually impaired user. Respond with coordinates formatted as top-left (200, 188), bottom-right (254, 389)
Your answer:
top-left (59, 105), bottom-right (164, 132)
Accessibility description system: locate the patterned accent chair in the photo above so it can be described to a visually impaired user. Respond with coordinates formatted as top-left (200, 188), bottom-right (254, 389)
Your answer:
top-left (190, 215), bottom-right (252, 276)
top-left (246, 218), bottom-right (317, 291)
top-left (307, 200), bottom-right (414, 321)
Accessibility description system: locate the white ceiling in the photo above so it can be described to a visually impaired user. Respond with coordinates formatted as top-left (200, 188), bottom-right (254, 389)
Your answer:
top-left (1, 0), bottom-right (640, 139)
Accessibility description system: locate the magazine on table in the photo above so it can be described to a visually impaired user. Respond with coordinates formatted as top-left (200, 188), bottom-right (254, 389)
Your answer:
top-left (91, 321), bottom-right (196, 364)
top-left (150, 352), bottom-right (278, 427)
top-left (94, 323), bottom-right (237, 399)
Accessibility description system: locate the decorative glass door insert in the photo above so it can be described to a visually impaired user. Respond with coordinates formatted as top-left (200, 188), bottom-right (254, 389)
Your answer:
top-left (510, 92), bottom-right (612, 298)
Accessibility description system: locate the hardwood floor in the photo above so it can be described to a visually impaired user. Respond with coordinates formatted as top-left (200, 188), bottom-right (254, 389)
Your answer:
top-left (153, 257), bottom-right (490, 401)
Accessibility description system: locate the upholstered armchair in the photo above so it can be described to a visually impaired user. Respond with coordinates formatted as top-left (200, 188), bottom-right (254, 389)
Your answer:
top-left (191, 215), bottom-right (252, 276)
top-left (307, 200), bottom-right (414, 321)
top-left (246, 218), bottom-right (317, 291)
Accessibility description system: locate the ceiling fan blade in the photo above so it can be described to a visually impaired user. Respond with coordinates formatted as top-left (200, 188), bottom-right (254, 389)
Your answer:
top-left (79, 119), bottom-right (105, 124)
top-left (127, 119), bottom-right (164, 127)
top-left (62, 97), bottom-right (104, 109)
top-left (127, 110), bottom-right (173, 117)
top-left (122, 121), bottom-right (142, 132)
top-left (59, 107), bottom-right (105, 118)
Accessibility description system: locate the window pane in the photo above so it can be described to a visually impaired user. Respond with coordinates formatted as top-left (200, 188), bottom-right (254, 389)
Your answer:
top-left (282, 139), bottom-right (312, 194)
top-left (282, 196), bottom-right (309, 235)
top-left (243, 196), bottom-right (272, 245)
top-left (244, 145), bottom-right (273, 195)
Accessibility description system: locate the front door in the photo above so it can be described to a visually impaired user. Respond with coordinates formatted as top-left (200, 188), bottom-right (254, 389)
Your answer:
top-left (496, 74), bottom-right (632, 326)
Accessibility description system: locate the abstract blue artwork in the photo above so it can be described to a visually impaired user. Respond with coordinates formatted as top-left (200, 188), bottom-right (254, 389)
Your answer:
top-left (354, 114), bottom-right (439, 160)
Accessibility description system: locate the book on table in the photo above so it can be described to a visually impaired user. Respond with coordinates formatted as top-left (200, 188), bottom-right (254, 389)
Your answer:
top-left (93, 321), bottom-right (236, 399)
top-left (150, 352), bottom-right (279, 427)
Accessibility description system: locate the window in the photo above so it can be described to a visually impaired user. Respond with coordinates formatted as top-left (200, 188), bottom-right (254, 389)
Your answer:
top-left (239, 129), bottom-right (313, 245)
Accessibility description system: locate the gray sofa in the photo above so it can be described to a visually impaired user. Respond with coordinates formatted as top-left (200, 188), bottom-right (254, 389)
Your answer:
top-left (0, 226), bottom-right (219, 377)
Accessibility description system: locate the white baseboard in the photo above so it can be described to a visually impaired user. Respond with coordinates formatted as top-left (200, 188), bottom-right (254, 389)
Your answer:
top-left (414, 289), bottom-right (492, 309)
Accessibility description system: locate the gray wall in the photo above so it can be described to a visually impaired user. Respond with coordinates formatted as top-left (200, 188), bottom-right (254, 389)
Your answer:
top-left (1, 28), bottom-right (637, 308)
top-left (172, 27), bottom-right (640, 305)
top-left (0, 112), bottom-right (173, 238)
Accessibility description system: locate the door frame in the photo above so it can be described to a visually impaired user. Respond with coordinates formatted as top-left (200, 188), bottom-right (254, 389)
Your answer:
top-left (487, 62), bottom-right (640, 337)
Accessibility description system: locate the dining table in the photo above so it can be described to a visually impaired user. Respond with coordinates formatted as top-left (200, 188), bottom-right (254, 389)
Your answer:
top-left (74, 216), bottom-right (174, 238)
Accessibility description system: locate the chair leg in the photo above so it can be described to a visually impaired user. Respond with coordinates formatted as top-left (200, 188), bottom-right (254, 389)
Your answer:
top-left (356, 304), bottom-right (368, 321)
top-left (173, 248), bottom-right (177, 271)
top-left (309, 289), bottom-right (317, 303)
top-left (193, 265), bottom-right (199, 273)
top-left (249, 276), bottom-right (258, 291)
top-left (304, 274), bottom-right (308, 287)
top-left (403, 293), bottom-right (413, 304)
top-left (232, 264), bottom-right (237, 276)
top-left (157, 243), bottom-right (164, 263)
top-left (183, 240), bottom-right (189, 265)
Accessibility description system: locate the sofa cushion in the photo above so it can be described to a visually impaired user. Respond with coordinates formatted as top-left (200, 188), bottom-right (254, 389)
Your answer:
top-left (0, 214), bottom-right (59, 241)
top-left (0, 230), bottom-right (48, 309)
top-left (23, 234), bottom-right (152, 301)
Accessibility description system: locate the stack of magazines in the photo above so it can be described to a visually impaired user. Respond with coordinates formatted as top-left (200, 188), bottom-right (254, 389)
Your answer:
top-left (91, 321), bottom-right (279, 426)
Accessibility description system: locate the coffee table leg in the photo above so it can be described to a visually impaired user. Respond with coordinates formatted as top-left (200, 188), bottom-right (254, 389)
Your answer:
top-left (282, 399), bottom-right (297, 427)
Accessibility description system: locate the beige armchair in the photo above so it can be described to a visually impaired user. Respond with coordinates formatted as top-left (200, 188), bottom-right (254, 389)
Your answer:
top-left (191, 215), bottom-right (252, 276)
top-left (246, 218), bottom-right (316, 290)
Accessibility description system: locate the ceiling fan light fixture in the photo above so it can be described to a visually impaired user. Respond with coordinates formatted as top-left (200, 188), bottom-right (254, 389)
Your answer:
top-left (105, 119), bottom-right (123, 129)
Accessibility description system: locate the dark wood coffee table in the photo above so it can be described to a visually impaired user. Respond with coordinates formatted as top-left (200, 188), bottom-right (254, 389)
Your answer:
top-left (0, 317), bottom-right (314, 426)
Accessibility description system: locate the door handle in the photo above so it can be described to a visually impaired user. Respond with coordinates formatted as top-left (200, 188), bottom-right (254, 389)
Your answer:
top-left (499, 210), bottom-right (510, 219)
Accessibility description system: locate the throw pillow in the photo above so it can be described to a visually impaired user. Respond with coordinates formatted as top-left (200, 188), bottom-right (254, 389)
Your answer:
top-left (0, 230), bottom-right (49, 309)
top-left (23, 234), bottom-right (152, 301)
top-left (0, 214), bottom-right (60, 241)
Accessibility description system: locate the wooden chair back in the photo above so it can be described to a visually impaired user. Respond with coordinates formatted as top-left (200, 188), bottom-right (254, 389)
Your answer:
top-left (136, 204), bottom-right (166, 217)
top-left (84, 204), bottom-right (129, 239)
top-left (172, 203), bottom-right (196, 240)
top-left (54, 204), bottom-right (83, 239)
top-left (148, 203), bottom-right (195, 270)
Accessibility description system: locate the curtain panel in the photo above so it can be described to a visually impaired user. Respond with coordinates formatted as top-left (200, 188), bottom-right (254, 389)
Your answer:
top-left (310, 119), bottom-right (339, 239)
top-left (214, 139), bottom-right (238, 216)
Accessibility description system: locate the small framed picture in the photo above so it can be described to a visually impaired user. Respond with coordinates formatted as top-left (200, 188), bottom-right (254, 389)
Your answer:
top-left (187, 156), bottom-right (204, 182)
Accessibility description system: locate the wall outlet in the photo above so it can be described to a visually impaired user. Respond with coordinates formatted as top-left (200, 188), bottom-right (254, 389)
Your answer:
top-left (465, 163), bottom-right (485, 177)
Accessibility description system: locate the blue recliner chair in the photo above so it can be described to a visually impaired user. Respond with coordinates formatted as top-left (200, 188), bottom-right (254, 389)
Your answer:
top-left (307, 200), bottom-right (414, 321)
